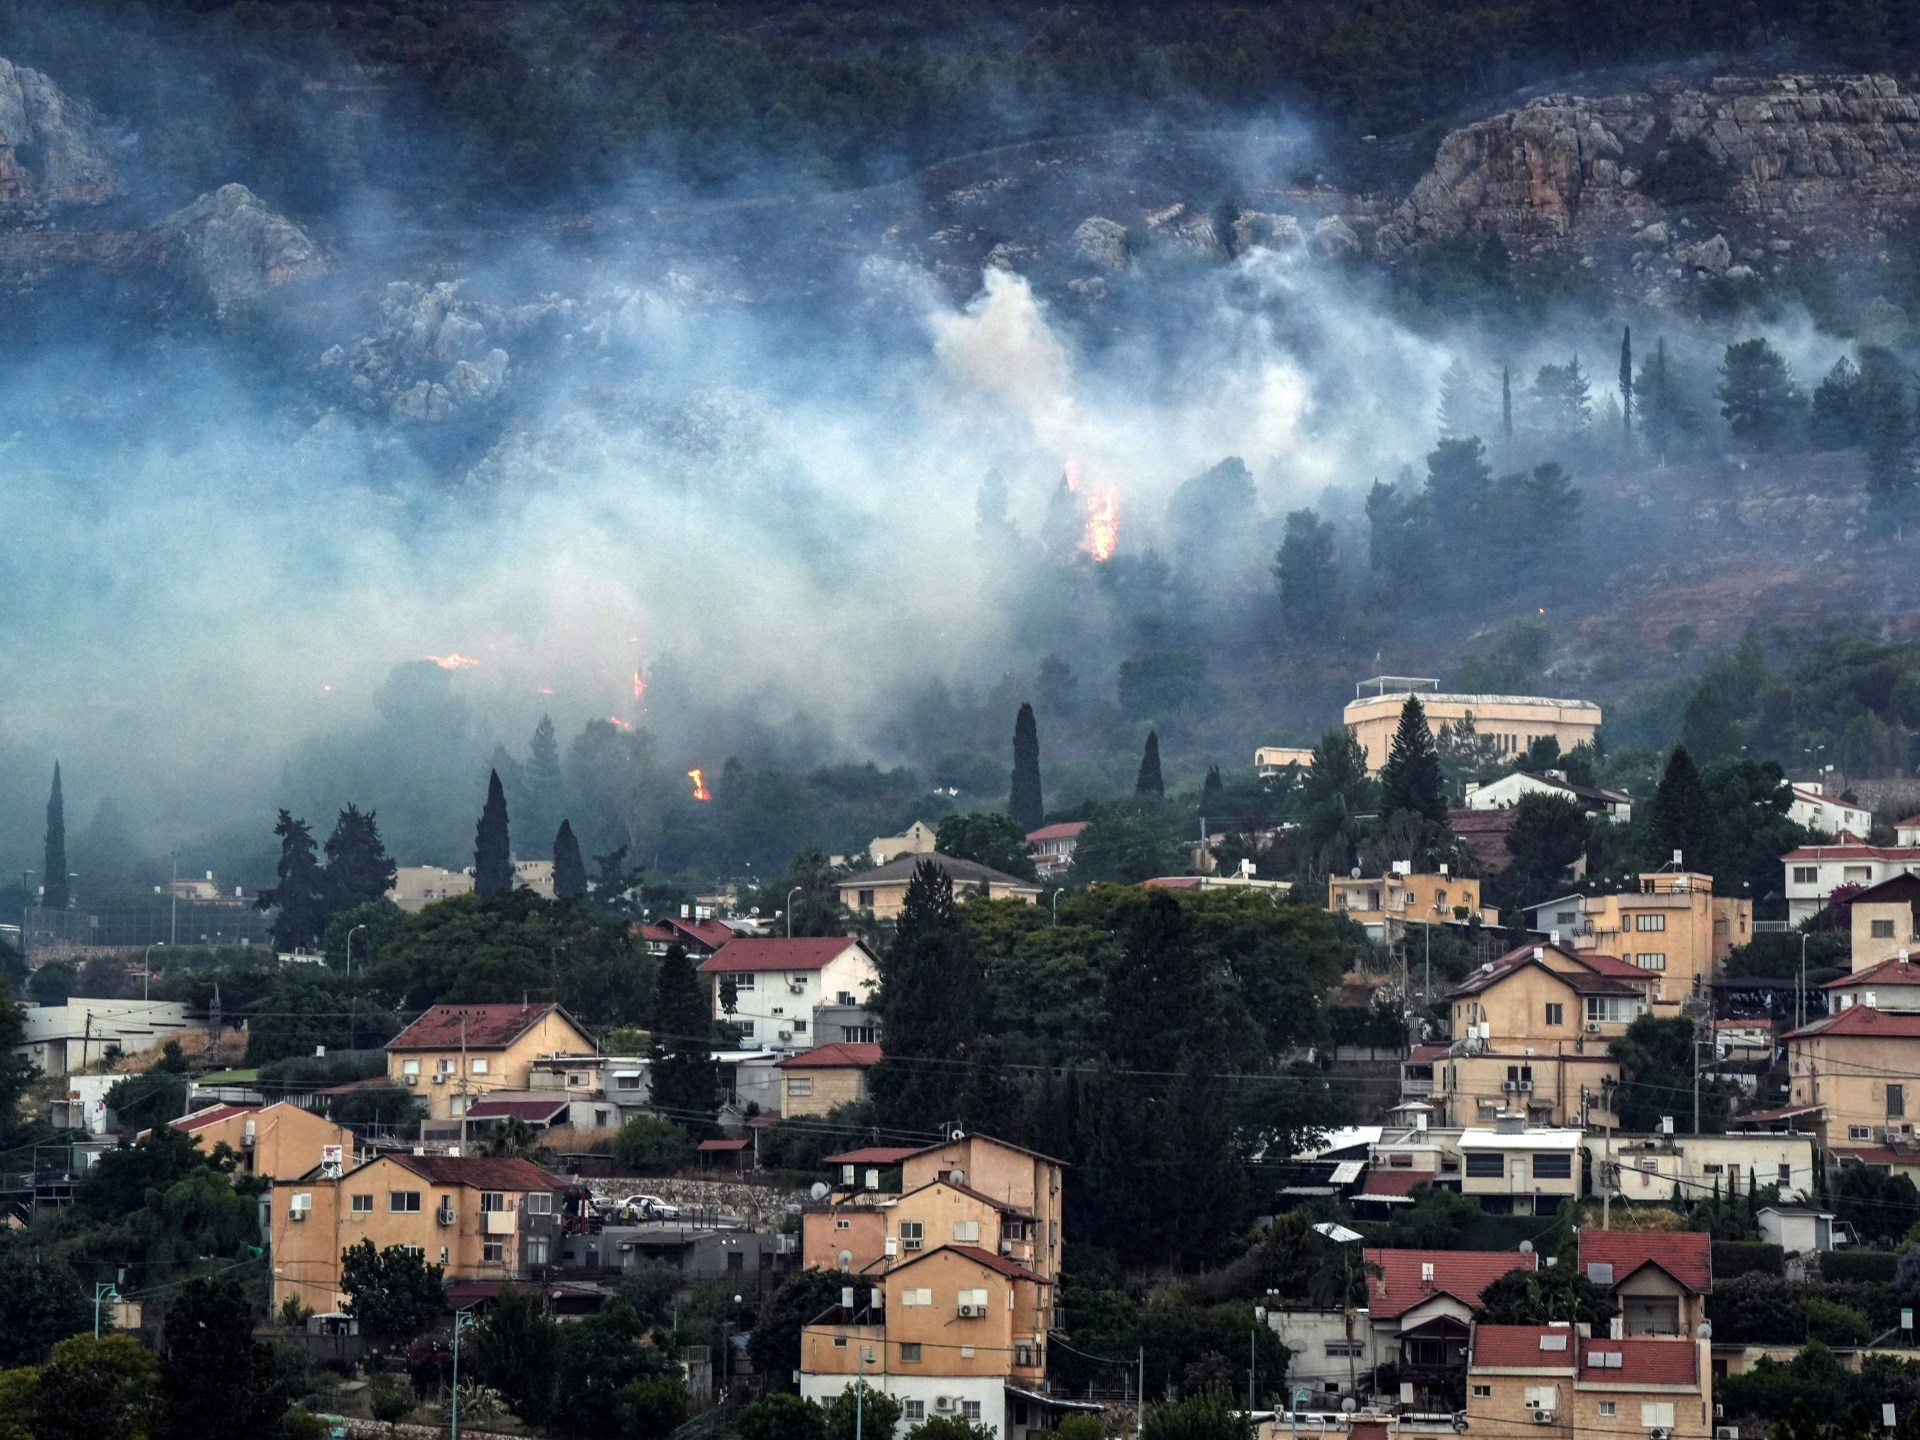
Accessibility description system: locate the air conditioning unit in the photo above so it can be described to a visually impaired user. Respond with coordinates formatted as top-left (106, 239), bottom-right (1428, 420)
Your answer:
top-left (903, 1238), bottom-right (923, 1251)
top-left (958, 1304), bottom-right (984, 1319)
top-left (289, 1208), bottom-right (307, 1221)
top-left (403, 1074), bottom-right (417, 1085)
top-left (1518, 1080), bottom-right (1534, 1093)
top-left (935, 1398), bottom-right (958, 1413)
top-left (436, 1204), bottom-right (456, 1227)
top-left (432, 1074), bottom-right (447, 1085)
top-left (1502, 1080), bottom-right (1518, 1093)
top-left (789, 981), bottom-right (806, 995)
top-left (1532, 1412), bottom-right (1554, 1425)
top-left (1585, 1023), bottom-right (1601, 1034)
top-left (778, 1030), bottom-right (793, 1041)
top-left (1716, 1429), bottom-right (1740, 1440)
top-left (1650, 1429), bottom-right (1672, 1440)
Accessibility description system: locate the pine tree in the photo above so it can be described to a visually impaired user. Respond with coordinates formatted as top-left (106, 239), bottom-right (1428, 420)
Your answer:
top-left (1136, 731), bottom-right (1164, 796)
top-left (1501, 364), bottom-right (1514, 444)
top-left (1859, 344), bottom-right (1914, 514)
top-left (552, 820), bottom-right (587, 900)
top-left (1637, 338), bottom-right (1696, 461)
top-left (323, 804), bottom-right (395, 915)
top-left (1203, 765), bottom-right (1223, 800)
top-left (1619, 326), bottom-right (1634, 437)
top-left (1533, 357), bottom-right (1593, 435)
top-left (871, 861), bottom-right (987, 1129)
top-left (1437, 357), bottom-right (1484, 440)
top-left (1811, 355), bottom-right (1865, 448)
top-left (474, 770), bottom-right (513, 897)
top-left (1274, 508), bottom-right (1344, 643)
top-left (1378, 697), bottom-right (1447, 824)
top-left (1717, 337), bottom-right (1804, 450)
top-left (522, 716), bottom-right (563, 851)
top-left (255, 811), bottom-right (329, 953)
top-left (42, 763), bottom-right (67, 911)
top-left (650, 944), bottom-right (718, 1131)
top-left (1009, 702), bottom-right (1044, 832)
top-left (1648, 746), bottom-right (1711, 867)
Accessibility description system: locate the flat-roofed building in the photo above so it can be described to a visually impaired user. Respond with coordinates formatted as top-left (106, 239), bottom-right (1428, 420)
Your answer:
top-left (1343, 678), bottom-right (1601, 774)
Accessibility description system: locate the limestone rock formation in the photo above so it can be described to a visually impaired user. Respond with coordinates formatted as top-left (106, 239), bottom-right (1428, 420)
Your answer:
top-left (0, 57), bottom-right (115, 211)
top-left (1378, 74), bottom-right (1920, 262)
top-left (1313, 215), bottom-right (1361, 257)
top-left (1230, 211), bottom-right (1305, 255)
top-left (1071, 216), bottom-right (1130, 271)
top-left (149, 183), bottom-right (326, 313)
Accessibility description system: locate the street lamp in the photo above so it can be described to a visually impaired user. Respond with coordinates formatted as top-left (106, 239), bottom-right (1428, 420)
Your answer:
top-left (345, 923), bottom-right (370, 977)
top-left (93, 1281), bottom-right (121, 1338)
top-left (143, 943), bottom-right (166, 1002)
top-left (1050, 889), bottom-right (1065, 927)
top-left (450, 1306), bottom-right (478, 1440)
top-left (787, 887), bottom-right (803, 940)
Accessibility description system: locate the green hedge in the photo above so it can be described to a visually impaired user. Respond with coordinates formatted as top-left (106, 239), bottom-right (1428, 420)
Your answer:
top-left (1820, 1249), bottom-right (1899, 1285)
top-left (1713, 1240), bottom-right (1785, 1279)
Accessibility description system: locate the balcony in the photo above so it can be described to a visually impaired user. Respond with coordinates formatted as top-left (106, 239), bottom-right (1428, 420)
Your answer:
top-left (483, 1210), bottom-right (516, 1235)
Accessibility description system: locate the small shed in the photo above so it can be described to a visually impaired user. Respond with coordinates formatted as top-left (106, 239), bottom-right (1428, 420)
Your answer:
top-left (699, 1137), bottom-right (751, 1172)
top-left (1758, 1204), bottom-right (1837, 1254)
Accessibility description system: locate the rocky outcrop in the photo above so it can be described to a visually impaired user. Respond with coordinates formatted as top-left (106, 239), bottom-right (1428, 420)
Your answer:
top-left (148, 183), bottom-right (326, 313)
top-left (1071, 216), bottom-right (1130, 271)
top-left (0, 57), bottom-right (115, 211)
top-left (1379, 74), bottom-right (1920, 260)
top-left (320, 280), bottom-right (576, 424)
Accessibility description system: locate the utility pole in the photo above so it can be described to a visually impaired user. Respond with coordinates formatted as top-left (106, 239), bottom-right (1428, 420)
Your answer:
top-left (1798, 932), bottom-right (1809, 1033)
top-left (459, 1013), bottom-right (470, 1154)
top-left (1138, 1346), bottom-right (1146, 1438)
top-left (451, 1307), bottom-right (476, 1440)
top-left (169, 849), bottom-right (178, 946)
top-left (1692, 1010), bottom-right (1701, 1136)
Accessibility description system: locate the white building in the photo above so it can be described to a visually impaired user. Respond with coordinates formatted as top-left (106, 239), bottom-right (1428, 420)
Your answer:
top-left (18, 1000), bottom-right (194, 1077)
top-left (1790, 783), bottom-right (1871, 838)
top-left (388, 865), bottom-right (475, 912)
top-left (1462, 771), bottom-right (1632, 823)
top-left (1607, 1130), bottom-right (1817, 1203)
top-left (697, 937), bottom-right (881, 1055)
top-left (1782, 839), bottom-right (1920, 923)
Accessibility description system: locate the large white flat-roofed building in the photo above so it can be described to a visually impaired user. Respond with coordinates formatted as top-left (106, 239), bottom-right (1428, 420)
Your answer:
top-left (1344, 677), bottom-right (1602, 773)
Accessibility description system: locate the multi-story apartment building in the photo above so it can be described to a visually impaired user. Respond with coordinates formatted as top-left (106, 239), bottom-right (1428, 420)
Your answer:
top-left (1329, 869), bottom-right (1495, 942)
top-left (836, 855), bottom-right (1041, 923)
top-left (270, 1154), bottom-right (562, 1316)
top-left (777, 1042), bottom-right (881, 1119)
top-left (1528, 872), bottom-right (1750, 1002)
top-left (698, 937), bottom-right (880, 1055)
top-left (1784, 842), bottom-right (1920, 926)
top-left (385, 1002), bottom-right (596, 1123)
top-left (166, 1101), bottom-right (358, 1183)
top-left (1845, 872), bottom-right (1920, 964)
top-left (1464, 1326), bottom-right (1711, 1440)
top-left (1784, 1002), bottom-right (1920, 1148)
top-left (1343, 678), bottom-right (1601, 773)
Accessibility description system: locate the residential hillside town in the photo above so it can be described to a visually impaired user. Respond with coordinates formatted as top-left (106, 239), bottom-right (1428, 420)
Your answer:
top-left (15, 674), bottom-right (1920, 1440)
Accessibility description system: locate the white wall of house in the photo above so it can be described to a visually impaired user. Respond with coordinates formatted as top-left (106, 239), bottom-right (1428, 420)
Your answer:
top-left (715, 950), bottom-right (878, 1054)
top-left (800, 1373), bottom-right (1006, 1439)
top-left (1267, 1309), bottom-right (1392, 1398)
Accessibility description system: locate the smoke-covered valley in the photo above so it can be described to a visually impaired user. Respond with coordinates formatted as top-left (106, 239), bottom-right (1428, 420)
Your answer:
top-left (4, 2), bottom-right (1920, 896)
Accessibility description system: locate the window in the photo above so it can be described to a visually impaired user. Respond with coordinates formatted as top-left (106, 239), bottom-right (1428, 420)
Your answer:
top-left (437, 1057), bottom-right (456, 1075)
top-left (1874, 919), bottom-right (1897, 939)
top-left (793, 1020), bottom-right (808, 1034)
top-left (1597, 1403), bottom-right (1616, 1418)
top-left (471, 1057), bottom-right (489, 1074)
top-left (1635, 914), bottom-right (1667, 932)
top-left (837, 991), bottom-right (855, 1006)
top-left (351, 1194), bottom-right (374, 1214)
top-left (902, 1287), bottom-right (933, 1307)
top-left (843, 1026), bottom-right (876, 1044)
top-left (962, 1403), bottom-right (982, 1422)
top-left (1635, 953), bottom-right (1667, 971)
top-left (1325, 1342), bottom-right (1365, 1357)
top-left (1845, 865), bottom-right (1874, 883)
top-left (1587, 996), bottom-right (1639, 1023)
top-left (1850, 1125), bottom-right (1873, 1141)
top-left (1015, 1342), bottom-right (1041, 1367)
top-left (1642, 1404), bottom-right (1675, 1429)
top-left (1524, 1386), bottom-right (1558, 1410)
top-left (1779, 1163), bottom-right (1793, 1186)
top-left (481, 1192), bottom-right (507, 1212)
top-left (833, 1336), bottom-right (848, 1349)
top-left (1555, 910), bottom-right (1577, 926)
top-left (953, 1220), bottom-right (981, 1243)
top-left (526, 1235), bottom-right (550, 1267)
top-left (961, 1346), bottom-right (976, 1359)
top-left (731, 972), bottom-right (756, 990)
top-left (904, 1403), bottom-right (926, 1422)
top-left (526, 1192), bottom-right (552, 1215)
top-left (787, 1078), bottom-right (814, 1098)
top-left (1892, 1084), bottom-right (1907, 1118)
top-left (1471, 1386), bottom-right (1492, 1400)
top-left (401, 1058), bottom-right (420, 1077)
top-left (835, 1218), bottom-right (851, 1230)
top-left (615, 1074), bottom-right (641, 1090)
top-left (390, 1191), bottom-right (421, 1213)
top-left (1545, 1003), bottom-right (1565, 1027)
top-left (900, 1221), bottom-right (924, 1251)
top-left (958, 1287), bottom-right (989, 1314)
top-left (483, 1239), bottom-right (504, 1263)
top-left (1532, 1153), bottom-right (1574, 1180)
top-left (737, 1021), bottom-right (755, 1038)
top-left (1465, 1153), bottom-right (1505, 1179)
top-left (858, 889), bottom-right (876, 909)
top-left (449, 1096), bottom-right (467, 1118)
top-left (1703, 1163), bottom-right (1723, 1175)
top-left (1794, 866), bottom-right (1818, 884)
top-left (727, 1251), bottom-right (744, 1271)
top-left (900, 1344), bottom-right (922, 1363)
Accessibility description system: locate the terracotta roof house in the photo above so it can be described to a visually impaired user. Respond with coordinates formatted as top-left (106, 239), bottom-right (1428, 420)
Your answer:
top-left (1578, 1229), bottom-right (1710, 1335)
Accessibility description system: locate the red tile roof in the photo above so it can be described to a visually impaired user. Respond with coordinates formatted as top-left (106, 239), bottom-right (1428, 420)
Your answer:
top-left (1026, 822), bottom-right (1087, 843)
top-left (700, 937), bottom-right (870, 974)
top-left (823, 1146), bottom-right (921, 1166)
top-left (1449, 808), bottom-right (1516, 872)
top-left (777, 1042), bottom-right (882, 1070)
top-left (1358, 1169), bottom-right (1432, 1200)
top-left (1579, 1338), bottom-right (1698, 1386)
top-left (1141, 877), bottom-right (1203, 889)
top-left (1573, 952), bottom-right (1651, 980)
top-left (1830, 1145), bottom-right (1915, 1167)
top-left (387, 1154), bottom-right (560, 1190)
top-left (171, 1103), bottom-right (258, 1133)
top-left (941, 1244), bottom-right (1045, 1282)
top-left (1365, 1248), bottom-right (1537, 1319)
top-left (1471, 1325), bottom-right (1577, 1369)
top-left (699, 1138), bottom-right (751, 1151)
top-left (1825, 957), bottom-right (1920, 988)
top-left (1578, 1229), bottom-right (1711, 1293)
top-left (465, 1097), bottom-right (569, 1123)
top-left (1407, 1044), bottom-right (1450, 1063)
top-left (1782, 841), bottom-right (1920, 861)
top-left (387, 1003), bottom-right (579, 1052)
top-left (636, 916), bottom-right (738, 952)
top-left (1786, 1006), bottom-right (1920, 1041)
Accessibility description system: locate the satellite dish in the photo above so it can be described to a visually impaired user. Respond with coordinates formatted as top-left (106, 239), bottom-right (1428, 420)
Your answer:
top-left (950, 1128), bottom-right (966, 1141)
top-left (1350, 867), bottom-right (1362, 879)
top-left (1519, 1240), bottom-right (1534, 1255)
top-left (810, 1182), bottom-right (830, 1202)
top-left (1341, 1400), bottom-right (1357, 1414)
top-left (838, 1250), bottom-right (854, 1271)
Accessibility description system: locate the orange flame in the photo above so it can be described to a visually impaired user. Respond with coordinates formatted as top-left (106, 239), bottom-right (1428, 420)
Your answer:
top-left (632, 669), bottom-right (647, 699)
top-left (426, 653), bottom-right (479, 670)
top-left (607, 715), bottom-right (632, 731)
top-left (688, 768), bottom-right (711, 802)
top-left (1082, 488), bottom-right (1119, 561)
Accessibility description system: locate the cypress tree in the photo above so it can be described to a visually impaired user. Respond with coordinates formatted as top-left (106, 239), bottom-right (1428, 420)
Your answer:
top-left (523, 715), bottom-right (564, 851)
top-left (552, 820), bottom-right (587, 900)
top-left (1009, 702), bottom-right (1044, 832)
top-left (871, 860), bottom-right (987, 1129)
top-left (1501, 363), bottom-right (1514, 444)
top-left (1378, 697), bottom-right (1447, 824)
top-left (1136, 731), bottom-right (1164, 797)
top-left (651, 943), bottom-right (718, 1131)
top-left (1648, 746), bottom-right (1711, 867)
top-left (1202, 764), bottom-right (1223, 799)
top-left (474, 769), bottom-right (513, 897)
top-left (43, 763), bottom-right (67, 911)
top-left (1619, 325), bottom-right (1634, 437)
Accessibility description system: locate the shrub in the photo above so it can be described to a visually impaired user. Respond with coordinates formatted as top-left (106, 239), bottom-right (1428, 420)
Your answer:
top-left (1713, 1240), bottom-right (1785, 1279)
top-left (610, 1115), bottom-right (693, 1175)
top-left (1821, 1249), bottom-right (1898, 1285)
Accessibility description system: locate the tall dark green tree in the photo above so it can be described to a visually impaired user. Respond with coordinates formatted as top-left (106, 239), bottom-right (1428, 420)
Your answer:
top-left (1859, 344), bottom-right (1915, 513)
top-left (1136, 731), bottom-right (1165, 796)
top-left (157, 1279), bottom-right (289, 1440)
top-left (44, 762), bottom-right (67, 911)
top-left (1298, 727), bottom-right (1373, 880)
top-left (339, 1239), bottom-right (445, 1346)
top-left (871, 861), bottom-right (987, 1129)
top-left (1202, 765), bottom-right (1223, 800)
top-left (256, 811), bottom-right (329, 953)
top-left (1717, 337), bottom-right (1803, 450)
top-left (650, 944), bottom-right (718, 1130)
top-left (1377, 697), bottom-right (1446, 824)
top-left (1274, 508), bottom-right (1343, 643)
top-left (1811, 354), bottom-right (1864, 448)
top-left (1532, 357), bottom-right (1593, 435)
top-left (1009, 702), bottom-right (1044, 833)
top-left (1619, 325), bottom-right (1634, 437)
top-left (523, 715), bottom-right (564, 851)
top-left (323, 804), bottom-right (396, 915)
top-left (1648, 746), bottom-right (1711, 868)
top-left (1501, 363), bottom-right (1513, 444)
top-left (553, 820), bottom-right (587, 900)
top-left (475, 769), bottom-right (513, 897)
top-left (1637, 337), bottom-right (1694, 460)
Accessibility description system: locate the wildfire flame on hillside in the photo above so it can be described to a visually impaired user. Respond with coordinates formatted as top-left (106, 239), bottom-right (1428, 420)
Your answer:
top-left (688, 768), bottom-right (711, 801)
top-left (633, 669), bottom-right (647, 698)
top-left (1082, 488), bottom-right (1118, 561)
top-left (607, 715), bottom-right (632, 730)
top-left (426, 652), bottom-right (480, 670)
